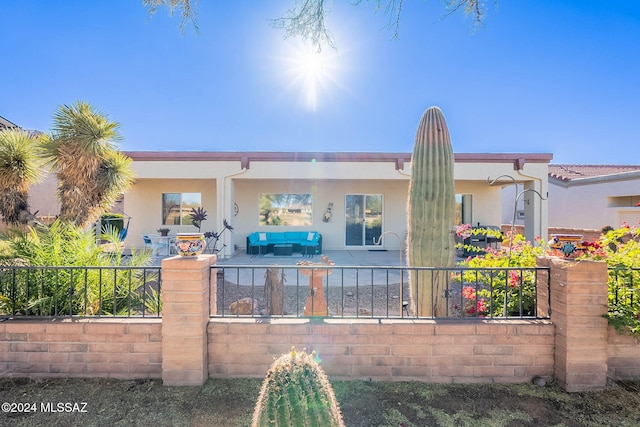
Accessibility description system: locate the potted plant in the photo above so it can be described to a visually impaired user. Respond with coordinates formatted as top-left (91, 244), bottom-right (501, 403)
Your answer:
top-left (157, 227), bottom-right (170, 236)
top-left (174, 208), bottom-right (207, 257)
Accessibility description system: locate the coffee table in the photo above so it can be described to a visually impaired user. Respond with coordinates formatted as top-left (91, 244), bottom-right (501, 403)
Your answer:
top-left (273, 244), bottom-right (293, 256)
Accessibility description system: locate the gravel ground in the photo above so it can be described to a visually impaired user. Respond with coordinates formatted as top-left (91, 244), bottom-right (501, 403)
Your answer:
top-left (216, 279), bottom-right (412, 317)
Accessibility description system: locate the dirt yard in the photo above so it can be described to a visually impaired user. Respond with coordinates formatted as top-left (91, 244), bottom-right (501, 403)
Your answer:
top-left (1, 377), bottom-right (639, 426)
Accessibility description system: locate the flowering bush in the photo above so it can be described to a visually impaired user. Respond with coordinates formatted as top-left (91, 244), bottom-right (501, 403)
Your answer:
top-left (590, 223), bottom-right (640, 335)
top-left (455, 222), bottom-right (640, 334)
top-left (453, 232), bottom-right (546, 317)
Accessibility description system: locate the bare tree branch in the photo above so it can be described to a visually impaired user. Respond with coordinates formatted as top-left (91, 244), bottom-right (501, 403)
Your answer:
top-left (143, 0), bottom-right (492, 50)
top-left (142, 0), bottom-right (199, 33)
top-left (442, 0), bottom-right (489, 27)
top-left (270, 0), bottom-right (336, 52)
top-left (351, 0), bottom-right (404, 40)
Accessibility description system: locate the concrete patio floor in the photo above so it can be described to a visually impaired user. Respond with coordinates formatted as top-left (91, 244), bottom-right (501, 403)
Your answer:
top-left (217, 249), bottom-right (406, 266)
top-left (152, 249), bottom-right (406, 267)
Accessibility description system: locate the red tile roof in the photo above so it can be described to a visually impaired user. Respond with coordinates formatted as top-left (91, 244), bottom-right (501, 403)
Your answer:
top-left (549, 164), bottom-right (640, 182)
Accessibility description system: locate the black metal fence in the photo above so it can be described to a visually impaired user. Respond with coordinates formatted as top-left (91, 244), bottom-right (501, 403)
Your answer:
top-left (0, 266), bottom-right (162, 318)
top-left (212, 265), bottom-right (550, 319)
top-left (608, 267), bottom-right (640, 314)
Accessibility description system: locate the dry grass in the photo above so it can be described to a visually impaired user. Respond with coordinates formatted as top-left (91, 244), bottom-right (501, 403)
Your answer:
top-left (1, 377), bottom-right (639, 426)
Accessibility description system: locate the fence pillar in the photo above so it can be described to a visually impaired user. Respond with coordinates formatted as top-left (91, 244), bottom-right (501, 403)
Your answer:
top-left (161, 254), bottom-right (216, 386)
top-left (537, 257), bottom-right (609, 392)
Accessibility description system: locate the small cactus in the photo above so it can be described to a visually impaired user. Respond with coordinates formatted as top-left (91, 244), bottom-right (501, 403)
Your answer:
top-left (251, 347), bottom-right (345, 427)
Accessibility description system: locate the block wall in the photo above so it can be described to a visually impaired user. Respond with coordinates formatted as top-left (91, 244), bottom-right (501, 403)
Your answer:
top-left (208, 319), bottom-right (555, 383)
top-left (0, 319), bottom-right (161, 378)
top-left (608, 326), bottom-right (640, 379)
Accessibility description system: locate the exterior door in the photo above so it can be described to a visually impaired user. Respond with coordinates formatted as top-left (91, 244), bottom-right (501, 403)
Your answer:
top-left (345, 194), bottom-right (382, 246)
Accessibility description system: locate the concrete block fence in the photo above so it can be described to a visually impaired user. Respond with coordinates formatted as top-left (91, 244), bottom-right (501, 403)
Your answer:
top-left (1, 255), bottom-right (639, 392)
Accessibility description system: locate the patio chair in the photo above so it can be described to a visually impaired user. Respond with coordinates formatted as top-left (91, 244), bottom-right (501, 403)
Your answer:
top-left (141, 234), bottom-right (161, 256)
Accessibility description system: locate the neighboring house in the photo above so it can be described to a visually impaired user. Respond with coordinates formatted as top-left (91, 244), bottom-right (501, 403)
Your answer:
top-left (123, 151), bottom-right (551, 259)
top-left (0, 116), bottom-right (19, 131)
top-left (547, 164), bottom-right (640, 230)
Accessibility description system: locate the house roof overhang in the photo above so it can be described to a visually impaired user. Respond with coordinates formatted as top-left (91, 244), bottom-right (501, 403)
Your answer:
top-left (124, 151), bottom-right (553, 171)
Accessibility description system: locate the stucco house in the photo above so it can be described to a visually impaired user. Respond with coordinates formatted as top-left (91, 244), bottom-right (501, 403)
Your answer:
top-left (0, 116), bottom-right (20, 131)
top-left (547, 164), bottom-right (640, 230)
top-left (122, 151), bottom-right (551, 259)
top-left (0, 116), bottom-right (552, 255)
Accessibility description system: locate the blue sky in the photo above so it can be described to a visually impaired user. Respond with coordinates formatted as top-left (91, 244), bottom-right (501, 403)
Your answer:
top-left (2, 1), bottom-right (639, 164)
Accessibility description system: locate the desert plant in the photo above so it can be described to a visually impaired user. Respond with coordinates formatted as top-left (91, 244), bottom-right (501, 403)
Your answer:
top-left (406, 106), bottom-right (456, 317)
top-left (41, 101), bottom-right (135, 229)
top-left (252, 347), bottom-right (345, 427)
top-left (0, 220), bottom-right (154, 316)
top-left (0, 129), bottom-right (44, 225)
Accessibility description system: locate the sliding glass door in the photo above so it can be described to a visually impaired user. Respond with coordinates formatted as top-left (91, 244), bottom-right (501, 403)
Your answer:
top-left (345, 194), bottom-right (382, 246)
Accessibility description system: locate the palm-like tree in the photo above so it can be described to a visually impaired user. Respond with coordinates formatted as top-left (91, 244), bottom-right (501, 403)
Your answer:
top-left (0, 129), bottom-right (44, 225)
top-left (41, 101), bottom-right (135, 229)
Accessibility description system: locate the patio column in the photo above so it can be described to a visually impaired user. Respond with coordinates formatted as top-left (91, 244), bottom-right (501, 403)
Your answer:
top-left (161, 254), bottom-right (216, 386)
top-left (523, 179), bottom-right (548, 242)
top-left (537, 256), bottom-right (609, 392)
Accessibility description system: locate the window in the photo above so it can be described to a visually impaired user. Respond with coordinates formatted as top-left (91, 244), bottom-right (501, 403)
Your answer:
top-left (608, 195), bottom-right (640, 208)
top-left (162, 193), bottom-right (202, 225)
top-left (259, 193), bottom-right (312, 226)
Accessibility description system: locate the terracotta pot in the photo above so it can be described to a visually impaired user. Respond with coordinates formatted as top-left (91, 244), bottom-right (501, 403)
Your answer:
top-left (175, 233), bottom-right (205, 257)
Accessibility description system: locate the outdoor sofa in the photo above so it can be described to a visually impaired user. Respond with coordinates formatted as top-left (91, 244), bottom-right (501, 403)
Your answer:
top-left (246, 231), bottom-right (322, 255)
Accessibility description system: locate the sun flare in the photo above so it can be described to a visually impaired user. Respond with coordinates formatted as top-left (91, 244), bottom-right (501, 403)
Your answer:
top-left (280, 42), bottom-right (343, 111)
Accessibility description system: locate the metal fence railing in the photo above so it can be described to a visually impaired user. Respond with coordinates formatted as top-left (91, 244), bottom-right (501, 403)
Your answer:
top-left (212, 265), bottom-right (550, 320)
top-left (608, 267), bottom-right (640, 314)
top-left (0, 266), bottom-right (162, 318)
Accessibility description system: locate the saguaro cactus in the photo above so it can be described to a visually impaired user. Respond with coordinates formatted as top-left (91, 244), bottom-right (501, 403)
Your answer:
top-left (406, 106), bottom-right (456, 317)
top-left (252, 347), bottom-right (345, 427)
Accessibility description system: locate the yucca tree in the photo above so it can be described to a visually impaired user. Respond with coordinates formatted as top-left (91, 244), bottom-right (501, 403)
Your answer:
top-left (0, 129), bottom-right (44, 225)
top-left (41, 101), bottom-right (135, 229)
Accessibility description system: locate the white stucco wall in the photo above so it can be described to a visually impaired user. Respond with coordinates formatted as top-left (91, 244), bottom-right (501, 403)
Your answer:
top-left (233, 178), bottom-right (409, 251)
top-left (548, 177), bottom-right (640, 230)
top-left (122, 153), bottom-right (551, 257)
top-left (124, 179), bottom-right (217, 249)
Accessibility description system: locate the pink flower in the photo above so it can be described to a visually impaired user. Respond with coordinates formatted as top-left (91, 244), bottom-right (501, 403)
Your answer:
top-left (462, 286), bottom-right (476, 300)
top-left (508, 270), bottom-right (519, 288)
top-left (456, 223), bottom-right (472, 239)
top-left (476, 298), bottom-right (488, 315)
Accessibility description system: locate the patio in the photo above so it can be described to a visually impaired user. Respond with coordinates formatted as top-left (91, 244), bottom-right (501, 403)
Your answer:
top-left (152, 249), bottom-right (406, 267)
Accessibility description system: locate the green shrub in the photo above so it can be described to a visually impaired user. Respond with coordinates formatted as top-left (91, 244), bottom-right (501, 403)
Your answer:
top-left (0, 220), bottom-right (155, 316)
